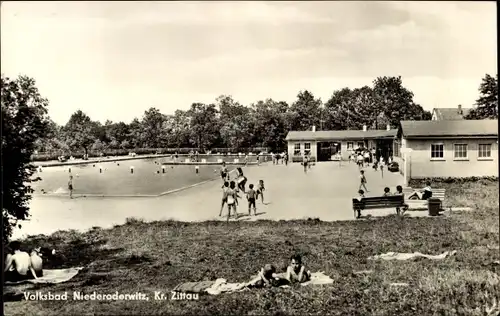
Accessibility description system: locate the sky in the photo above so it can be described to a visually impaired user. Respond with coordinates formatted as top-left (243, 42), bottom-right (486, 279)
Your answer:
top-left (1, 1), bottom-right (497, 125)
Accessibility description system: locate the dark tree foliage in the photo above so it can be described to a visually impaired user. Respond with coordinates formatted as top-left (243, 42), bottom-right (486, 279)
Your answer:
top-left (466, 74), bottom-right (498, 120)
top-left (2, 75), bottom-right (50, 241)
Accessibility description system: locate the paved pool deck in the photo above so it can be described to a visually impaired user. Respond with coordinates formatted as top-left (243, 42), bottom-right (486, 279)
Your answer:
top-left (12, 161), bottom-right (407, 239)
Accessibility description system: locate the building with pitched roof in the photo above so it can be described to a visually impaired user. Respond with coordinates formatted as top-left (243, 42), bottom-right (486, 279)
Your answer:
top-left (395, 120), bottom-right (498, 185)
top-left (285, 124), bottom-right (397, 162)
top-left (431, 104), bottom-right (471, 120)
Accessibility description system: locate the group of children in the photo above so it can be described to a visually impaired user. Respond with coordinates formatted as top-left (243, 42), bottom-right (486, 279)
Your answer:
top-left (219, 162), bottom-right (265, 221)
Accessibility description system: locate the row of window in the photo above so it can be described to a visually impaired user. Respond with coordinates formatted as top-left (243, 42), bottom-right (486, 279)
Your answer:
top-left (430, 143), bottom-right (492, 159)
top-left (346, 142), bottom-right (365, 149)
top-left (293, 143), bottom-right (310, 155)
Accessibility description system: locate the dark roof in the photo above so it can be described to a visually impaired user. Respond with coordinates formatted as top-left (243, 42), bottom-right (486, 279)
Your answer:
top-left (285, 129), bottom-right (397, 141)
top-left (400, 120), bottom-right (498, 138)
top-left (432, 108), bottom-right (471, 120)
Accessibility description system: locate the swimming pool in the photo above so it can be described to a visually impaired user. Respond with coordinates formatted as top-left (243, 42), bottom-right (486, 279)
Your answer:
top-left (31, 158), bottom-right (242, 197)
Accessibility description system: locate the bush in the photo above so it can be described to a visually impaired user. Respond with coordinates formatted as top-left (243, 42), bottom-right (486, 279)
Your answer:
top-left (409, 177), bottom-right (499, 187)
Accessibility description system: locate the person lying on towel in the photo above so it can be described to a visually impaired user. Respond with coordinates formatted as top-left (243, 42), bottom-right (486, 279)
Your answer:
top-left (246, 264), bottom-right (289, 288)
top-left (4, 241), bottom-right (39, 282)
top-left (285, 254), bottom-right (311, 284)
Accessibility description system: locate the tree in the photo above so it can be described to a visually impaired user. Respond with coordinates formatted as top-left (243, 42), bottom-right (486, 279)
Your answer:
top-left (372, 76), bottom-right (429, 126)
top-left (2, 75), bottom-right (50, 241)
top-left (169, 110), bottom-right (191, 148)
top-left (141, 107), bottom-right (168, 148)
top-left (108, 122), bottom-right (130, 145)
top-left (128, 118), bottom-right (144, 148)
top-left (216, 95), bottom-right (253, 150)
top-left (252, 99), bottom-right (290, 151)
top-left (289, 90), bottom-right (322, 131)
top-left (62, 110), bottom-right (98, 156)
top-left (187, 103), bottom-right (220, 150)
top-left (466, 74), bottom-right (498, 120)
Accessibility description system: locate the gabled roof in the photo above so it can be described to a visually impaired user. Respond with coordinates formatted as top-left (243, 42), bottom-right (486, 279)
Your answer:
top-left (432, 108), bottom-right (471, 120)
top-left (400, 120), bottom-right (498, 138)
top-left (285, 129), bottom-right (397, 141)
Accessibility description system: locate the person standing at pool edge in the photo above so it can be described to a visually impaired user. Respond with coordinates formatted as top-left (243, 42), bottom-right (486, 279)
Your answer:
top-left (68, 175), bottom-right (74, 199)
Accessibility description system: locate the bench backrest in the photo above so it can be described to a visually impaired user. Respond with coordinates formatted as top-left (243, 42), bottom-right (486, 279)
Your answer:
top-left (352, 195), bottom-right (405, 209)
top-left (403, 188), bottom-right (446, 200)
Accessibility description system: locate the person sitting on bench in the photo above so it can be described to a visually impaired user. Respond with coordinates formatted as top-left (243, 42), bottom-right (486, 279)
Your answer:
top-left (407, 181), bottom-right (433, 200)
top-left (394, 185), bottom-right (409, 214)
top-left (382, 187), bottom-right (391, 196)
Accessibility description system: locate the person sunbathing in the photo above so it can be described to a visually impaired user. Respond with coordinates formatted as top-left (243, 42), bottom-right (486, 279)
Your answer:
top-left (4, 241), bottom-right (38, 282)
top-left (29, 247), bottom-right (48, 278)
top-left (246, 264), bottom-right (290, 288)
top-left (407, 181), bottom-right (433, 200)
top-left (246, 264), bottom-right (278, 287)
top-left (285, 254), bottom-right (311, 284)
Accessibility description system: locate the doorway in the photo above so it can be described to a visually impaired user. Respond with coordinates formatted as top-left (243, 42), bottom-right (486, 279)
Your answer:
top-left (317, 142), bottom-right (340, 161)
top-left (375, 139), bottom-right (394, 161)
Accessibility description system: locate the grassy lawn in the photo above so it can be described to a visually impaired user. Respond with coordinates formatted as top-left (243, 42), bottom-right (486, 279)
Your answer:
top-left (31, 159), bottom-right (240, 196)
top-left (4, 180), bottom-right (499, 315)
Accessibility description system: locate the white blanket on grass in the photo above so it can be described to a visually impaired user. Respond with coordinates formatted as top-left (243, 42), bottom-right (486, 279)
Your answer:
top-left (205, 272), bottom-right (334, 295)
top-left (4, 267), bottom-right (84, 285)
top-left (368, 250), bottom-right (457, 261)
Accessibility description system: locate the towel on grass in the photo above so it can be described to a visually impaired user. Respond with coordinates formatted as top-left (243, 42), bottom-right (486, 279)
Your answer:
top-left (4, 267), bottom-right (84, 285)
top-left (173, 280), bottom-right (216, 293)
top-left (300, 271), bottom-right (334, 286)
top-left (369, 250), bottom-right (457, 261)
top-left (205, 271), bottom-right (334, 295)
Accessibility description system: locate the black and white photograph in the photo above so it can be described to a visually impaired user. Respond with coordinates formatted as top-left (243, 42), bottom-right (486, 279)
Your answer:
top-left (2, 1), bottom-right (498, 315)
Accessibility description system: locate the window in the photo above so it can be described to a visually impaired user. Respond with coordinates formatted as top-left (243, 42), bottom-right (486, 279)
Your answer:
top-left (453, 144), bottom-right (468, 159)
top-left (347, 142), bottom-right (354, 150)
top-left (478, 144), bottom-right (492, 158)
top-left (357, 142), bottom-right (364, 148)
top-left (304, 143), bottom-right (311, 155)
top-left (293, 143), bottom-right (301, 155)
top-left (430, 144), bottom-right (444, 159)
top-left (394, 140), bottom-right (400, 157)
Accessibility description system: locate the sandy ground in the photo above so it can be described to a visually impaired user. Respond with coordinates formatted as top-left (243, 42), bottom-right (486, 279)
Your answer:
top-left (12, 161), bottom-right (407, 239)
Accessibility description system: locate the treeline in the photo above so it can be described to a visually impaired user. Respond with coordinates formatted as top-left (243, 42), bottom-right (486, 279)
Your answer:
top-left (36, 76), bottom-right (433, 156)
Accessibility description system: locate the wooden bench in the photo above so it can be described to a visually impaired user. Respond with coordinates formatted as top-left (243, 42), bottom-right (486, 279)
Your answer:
top-left (352, 195), bottom-right (408, 219)
top-left (402, 188), bottom-right (446, 210)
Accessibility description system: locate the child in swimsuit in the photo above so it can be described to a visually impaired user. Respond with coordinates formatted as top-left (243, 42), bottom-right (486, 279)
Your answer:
top-left (220, 162), bottom-right (228, 181)
top-left (226, 181), bottom-right (240, 221)
top-left (256, 180), bottom-right (265, 203)
top-left (68, 175), bottom-right (74, 199)
top-left (219, 181), bottom-right (230, 217)
top-left (246, 184), bottom-right (257, 216)
top-left (285, 254), bottom-right (311, 284)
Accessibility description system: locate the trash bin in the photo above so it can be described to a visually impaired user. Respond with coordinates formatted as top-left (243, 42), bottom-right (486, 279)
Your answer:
top-left (428, 198), bottom-right (442, 216)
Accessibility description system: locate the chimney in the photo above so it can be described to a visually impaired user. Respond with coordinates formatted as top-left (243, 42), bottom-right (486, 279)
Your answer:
top-left (458, 104), bottom-right (462, 115)
top-left (312, 126), bottom-right (316, 132)
top-left (386, 124), bottom-right (390, 131)
top-left (362, 125), bottom-right (367, 132)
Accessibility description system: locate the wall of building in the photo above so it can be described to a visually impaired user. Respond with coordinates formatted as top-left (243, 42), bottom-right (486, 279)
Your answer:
top-left (287, 140), bottom-right (318, 161)
top-left (404, 138), bottom-right (498, 179)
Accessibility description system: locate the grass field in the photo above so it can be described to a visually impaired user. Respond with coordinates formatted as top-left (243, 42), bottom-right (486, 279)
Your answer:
top-left (4, 180), bottom-right (499, 315)
top-left (31, 158), bottom-right (240, 196)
